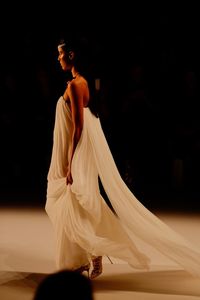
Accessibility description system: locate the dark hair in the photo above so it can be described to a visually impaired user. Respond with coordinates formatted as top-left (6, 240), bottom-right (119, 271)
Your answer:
top-left (33, 270), bottom-right (94, 300)
top-left (58, 35), bottom-right (89, 75)
top-left (58, 34), bottom-right (99, 118)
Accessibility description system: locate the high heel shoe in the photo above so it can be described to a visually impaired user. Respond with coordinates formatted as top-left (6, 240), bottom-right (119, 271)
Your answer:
top-left (90, 256), bottom-right (102, 279)
top-left (74, 263), bottom-right (90, 277)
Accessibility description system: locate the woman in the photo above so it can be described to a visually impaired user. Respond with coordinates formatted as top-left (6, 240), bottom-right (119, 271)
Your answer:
top-left (46, 35), bottom-right (200, 280)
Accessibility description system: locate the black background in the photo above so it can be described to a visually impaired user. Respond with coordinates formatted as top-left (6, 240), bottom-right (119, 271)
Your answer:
top-left (0, 3), bottom-right (200, 211)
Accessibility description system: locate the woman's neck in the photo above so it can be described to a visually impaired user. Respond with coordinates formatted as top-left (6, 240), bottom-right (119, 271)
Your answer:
top-left (71, 67), bottom-right (80, 79)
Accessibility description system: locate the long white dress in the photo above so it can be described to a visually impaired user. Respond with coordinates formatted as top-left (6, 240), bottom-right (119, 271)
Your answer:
top-left (46, 96), bottom-right (200, 276)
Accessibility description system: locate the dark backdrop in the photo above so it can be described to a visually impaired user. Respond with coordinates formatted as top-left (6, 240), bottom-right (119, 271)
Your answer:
top-left (0, 4), bottom-right (200, 211)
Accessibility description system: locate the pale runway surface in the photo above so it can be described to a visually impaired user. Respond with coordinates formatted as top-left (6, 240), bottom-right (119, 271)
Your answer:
top-left (1, 206), bottom-right (200, 300)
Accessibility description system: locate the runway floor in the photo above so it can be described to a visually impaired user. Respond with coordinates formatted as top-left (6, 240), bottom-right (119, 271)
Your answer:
top-left (1, 206), bottom-right (200, 300)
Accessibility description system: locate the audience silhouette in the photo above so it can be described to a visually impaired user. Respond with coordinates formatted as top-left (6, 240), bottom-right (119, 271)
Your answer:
top-left (33, 269), bottom-right (94, 300)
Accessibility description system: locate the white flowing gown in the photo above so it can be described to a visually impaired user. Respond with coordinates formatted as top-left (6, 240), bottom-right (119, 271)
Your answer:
top-left (46, 96), bottom-right (200, 276)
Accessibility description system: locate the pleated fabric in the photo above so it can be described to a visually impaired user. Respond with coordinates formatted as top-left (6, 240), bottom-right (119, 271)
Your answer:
top-left (46, 96), bottom-right (200, 277)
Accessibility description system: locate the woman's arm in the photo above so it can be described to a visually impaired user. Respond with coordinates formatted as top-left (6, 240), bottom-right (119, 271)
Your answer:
top-left (66, 81), bottom-right (84, 185)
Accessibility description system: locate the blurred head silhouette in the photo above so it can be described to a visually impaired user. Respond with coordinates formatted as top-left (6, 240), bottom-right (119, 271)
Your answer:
top-left (33, 269), bottom-right (94, 300)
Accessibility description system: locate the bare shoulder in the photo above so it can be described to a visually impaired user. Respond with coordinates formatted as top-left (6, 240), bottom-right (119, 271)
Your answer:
top-left (65, 76), bottom-right (89, 108)
top-left (68, 77), bottom-right (88, 96)
top-left (67, 80), bottom-right (81, 98)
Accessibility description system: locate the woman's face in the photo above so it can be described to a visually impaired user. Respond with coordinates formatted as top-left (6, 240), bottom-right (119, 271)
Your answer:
top-left (57, 47), bottom-right (71, 71)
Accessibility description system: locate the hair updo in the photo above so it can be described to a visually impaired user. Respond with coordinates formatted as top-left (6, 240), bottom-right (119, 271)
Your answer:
top-left (58, 35), bottom-right (89, 75)
top-left (58, 34), bottom-right (99, 118)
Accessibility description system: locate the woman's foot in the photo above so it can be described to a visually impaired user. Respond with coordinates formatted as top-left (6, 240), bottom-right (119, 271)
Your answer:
top-left (90, 256), bottom-right (102, 279)
top-left (74, 263), bottom-right (90, 277)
